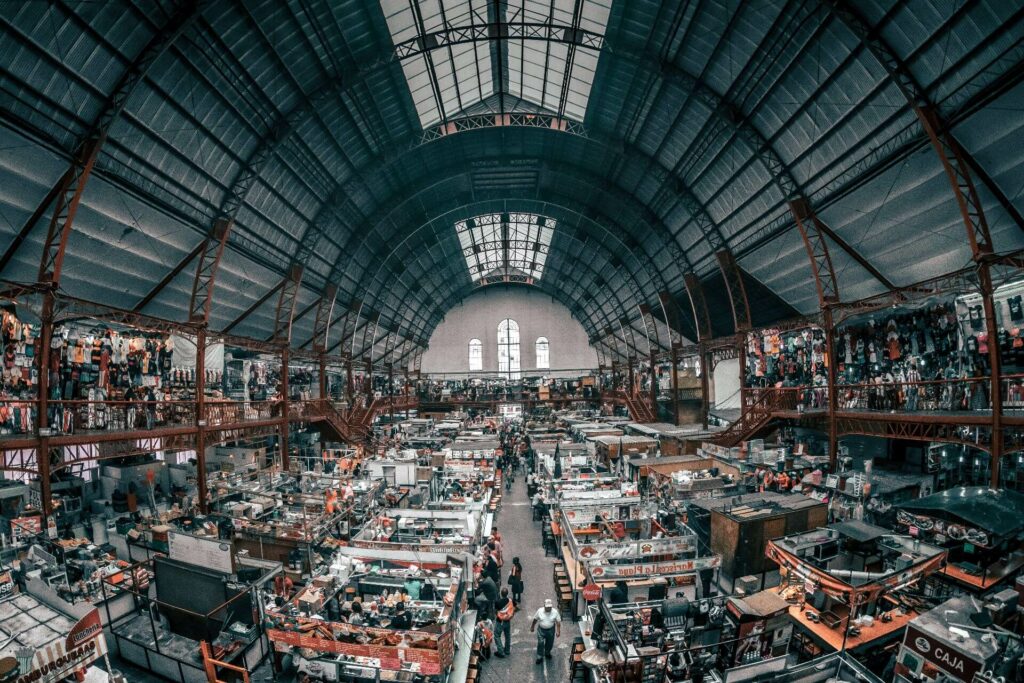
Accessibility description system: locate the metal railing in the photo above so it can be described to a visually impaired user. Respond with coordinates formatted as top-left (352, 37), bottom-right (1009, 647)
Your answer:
top-left (742, 374), bottom-right (1024, 414)
top-left (203, 400), bottom-right (279, 425)
top-left (42, 399), bottom-right (197, 434)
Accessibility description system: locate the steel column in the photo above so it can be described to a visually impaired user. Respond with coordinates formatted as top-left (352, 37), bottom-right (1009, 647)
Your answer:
top-left (195, 327), bottom-right (209, 514)
top-left (346, 358), bottom-right (354, 404)
top-left (35, 292), bottom-right (55, 521)
top-left (670, 346), bottom-right (681, 426)
top-left (790, 197), bottom-right (841, 467)
top-left (318, 354), bottom-right (327, 401)
top-left (280, 346), bottom-right (290, 471)
top-left (683, 275), bottom-right (714, 424)
top-left (699, 349), bottom-right (711, 430)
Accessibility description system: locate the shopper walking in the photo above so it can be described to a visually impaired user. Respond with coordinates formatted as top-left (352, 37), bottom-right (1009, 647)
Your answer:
top-left (493, 588), bottom-right (514, 657)
top-left (530, 598), bottom-right (561, 663)
top-left (477, 573), bottom-right (498, 619)
top-left (508, 557), bottom-right (524, 606)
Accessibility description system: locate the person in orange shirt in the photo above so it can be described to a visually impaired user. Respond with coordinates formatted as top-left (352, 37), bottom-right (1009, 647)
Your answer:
top-left (776, 472), bottom-right (789, 492)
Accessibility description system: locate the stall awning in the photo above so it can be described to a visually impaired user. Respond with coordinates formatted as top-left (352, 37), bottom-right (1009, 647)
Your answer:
top-left (832, 521), bottom-right (889, 543)
top-left (896, 487), bottom-right (1024, 538)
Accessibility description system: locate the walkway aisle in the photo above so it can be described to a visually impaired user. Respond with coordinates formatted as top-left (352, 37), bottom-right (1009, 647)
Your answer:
top-left (487, 472), bottom-right (575, 683)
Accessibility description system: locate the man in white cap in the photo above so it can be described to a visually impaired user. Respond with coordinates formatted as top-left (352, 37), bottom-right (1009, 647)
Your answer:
top-left (530, 598), bottom-right (561, 663)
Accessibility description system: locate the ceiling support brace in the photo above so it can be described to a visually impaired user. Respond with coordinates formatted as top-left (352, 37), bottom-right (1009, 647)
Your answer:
top-left (272, 264), bottom-right (305, 345)
top-left (830, 0), bottom-right (1006, 487)
top-left (715, 250), bottom-right (752, 333)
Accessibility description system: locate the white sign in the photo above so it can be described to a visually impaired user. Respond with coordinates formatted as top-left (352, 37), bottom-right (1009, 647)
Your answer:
top-left (167, 530), bottom-right (234, 574)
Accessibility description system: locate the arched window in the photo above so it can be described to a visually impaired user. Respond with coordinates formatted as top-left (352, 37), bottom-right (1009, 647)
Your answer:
top-left (497, 319), bottom-right (521, 379)
top-left (468, 339), bottom-right (483, 371)
top-left (535, 337), bottom-right (550, 369)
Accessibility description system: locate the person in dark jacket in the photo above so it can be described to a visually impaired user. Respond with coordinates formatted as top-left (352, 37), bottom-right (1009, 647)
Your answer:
top-left (609, 580), bottom-right (629, 605)
top-left (390, 601), bottom-right (412, 630)
top-left (477, 574), bottom-right (499, 619)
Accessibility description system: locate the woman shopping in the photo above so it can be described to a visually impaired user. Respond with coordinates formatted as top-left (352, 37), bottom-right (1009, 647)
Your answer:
top-left (508, 556), bottom-right (524, 607)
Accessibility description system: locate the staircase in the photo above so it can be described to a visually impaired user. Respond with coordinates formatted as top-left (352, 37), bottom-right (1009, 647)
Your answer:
top-left (610, 389), bottom-right (657, 423)
top-left (301, 399), bottom-right (355, 443)
top-left (297, 395), bottom-right (419, 445)
top-left (707, 388), bottom-right (783, 447)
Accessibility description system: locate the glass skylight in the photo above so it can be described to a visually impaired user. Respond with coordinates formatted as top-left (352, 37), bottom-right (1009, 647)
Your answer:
top-left (381, 0), bottom-right (611, 128)
top-left (455, 212), bottom-right (554, 283)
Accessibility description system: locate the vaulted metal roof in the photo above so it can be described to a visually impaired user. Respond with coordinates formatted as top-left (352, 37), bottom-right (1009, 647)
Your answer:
top-left (1, 0), bottom-right (1023, 366)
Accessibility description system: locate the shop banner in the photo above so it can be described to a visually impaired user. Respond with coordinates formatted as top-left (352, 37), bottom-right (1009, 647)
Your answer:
top-left (578, 536), bottom-right (696, 561)
top-left (903, 624), bottom-right (983, 682)
top-left (15, 609), bottom-right (107, 683)
top-left (589, 555), bottom-right (720, 579)
top-left (351, 539), bottom-right (473, 554)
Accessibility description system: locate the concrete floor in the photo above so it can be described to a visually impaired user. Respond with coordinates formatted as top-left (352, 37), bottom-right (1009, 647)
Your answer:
top-left (480, 472), bottom-right (577, 683)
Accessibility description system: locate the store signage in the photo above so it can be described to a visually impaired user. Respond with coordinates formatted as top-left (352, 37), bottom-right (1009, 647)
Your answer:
top-left (10, 516), bottom-right (41, 544)
top-left (351, 539), bottom-right (473, 554)
top-left (0, 571), bottom-right (15, 601)
top-left (167, 530), bottom-right (234, 574)
top-left (903, 624), bottom-right (983, 682)
top-left (577, 536), bottom-right (696, 561)
top-left (15, 609), bottom-right (106, 683)
top-left (589, 555), bottom-right (720, 579)
top-left (582, 583), bottom-right (602, 601)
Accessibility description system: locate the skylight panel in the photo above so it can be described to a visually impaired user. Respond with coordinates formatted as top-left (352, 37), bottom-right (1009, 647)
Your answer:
top-left (455, 212), bottom-right (555, 283)
top-left (383, 0), bottom-right (611, 129)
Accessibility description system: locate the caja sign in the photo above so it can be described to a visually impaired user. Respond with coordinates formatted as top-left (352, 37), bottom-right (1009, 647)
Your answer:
top-left (903, 624), bottom-right (983, 682)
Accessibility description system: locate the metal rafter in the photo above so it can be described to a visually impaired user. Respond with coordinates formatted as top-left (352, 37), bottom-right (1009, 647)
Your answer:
top-left (681, 276), bottom-right (712, 343)
top-left (334, 163), bottom-right (691, 357)
top-left (828, 0), bottom-right (1006, 486)
top-left (392, 20), bottom-right (604, 60)
top-left (30, 1), bottom-right (199, 288)
top-left (344, 194), bottom-right (675, 362)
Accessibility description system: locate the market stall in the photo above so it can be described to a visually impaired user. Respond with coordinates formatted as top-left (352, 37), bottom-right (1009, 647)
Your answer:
top-left (766, 524), bottom-right (947, 657)
top-left (265, 548), bottom-right (470, 682)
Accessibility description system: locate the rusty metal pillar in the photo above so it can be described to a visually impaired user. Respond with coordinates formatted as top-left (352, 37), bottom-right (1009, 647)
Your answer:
top-left (824, 308), bottom-right (839, 471)
top-left (345, 358), bottom-right (354, 404)
top-left (738, 340), bottom-right (748, 411)
top-left (35, 291), bottom-right (55, 521)
top-left (318, 354), bottom-right (327, 401)
top-left (789, 198), bottom-right (841, 470)
top-left (684, 274), bottom-right (714, 427)
top-left (280, 346), bottom-right (290, 471)
top-left (387, 363), bottom-right (395, 422)
top-left (195, 327), bottom-right (209, 514)
top-left (699, 349), bottom-right (711, 430)
top-left (670, 346), bottom-right (681, 426)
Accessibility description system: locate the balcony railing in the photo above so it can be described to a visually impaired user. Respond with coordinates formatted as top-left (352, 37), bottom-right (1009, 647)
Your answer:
top-left (203, 400), bottom-right (280, 425)
top-left (743, 374), bottom-right (1024, 414)
top-left (42, 399), bottom-right (197, 435)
